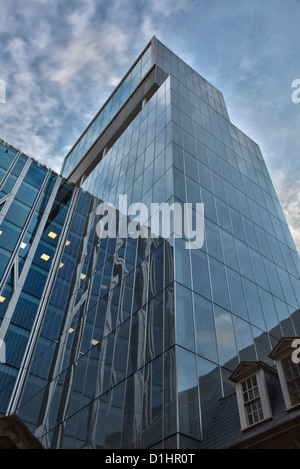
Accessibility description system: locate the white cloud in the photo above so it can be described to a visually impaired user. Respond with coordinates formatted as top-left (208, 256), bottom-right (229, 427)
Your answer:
top-left (0, 0), bottom-right (195, 172)
top-left (271, 169), bottom-right (300, 254)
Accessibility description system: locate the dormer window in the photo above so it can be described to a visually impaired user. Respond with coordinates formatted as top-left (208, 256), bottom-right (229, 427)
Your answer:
top-left (230, 362), bottom-right (276, 431)
top-left (241, 375), bottom-right (264, 426)
top-left (281, 355), bottom-right (300, 406)
top-left (269, 337), bottom-right (300, 410)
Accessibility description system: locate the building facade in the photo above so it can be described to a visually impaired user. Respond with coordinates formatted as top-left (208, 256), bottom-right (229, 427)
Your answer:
top-left (205, 337), bottom-right (300, 449)
top-left (0, 37), bottom-right (299, 449)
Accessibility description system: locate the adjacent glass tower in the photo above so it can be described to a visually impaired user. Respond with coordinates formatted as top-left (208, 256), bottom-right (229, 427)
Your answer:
top-left (0, 37), bottom-right (299, 449)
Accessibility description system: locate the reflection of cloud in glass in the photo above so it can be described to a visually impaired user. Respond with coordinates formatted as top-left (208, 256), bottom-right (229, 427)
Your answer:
top-left (272, 169), bottom-right (300, 254)
top-left (214, 307), bottom-right (237, 365)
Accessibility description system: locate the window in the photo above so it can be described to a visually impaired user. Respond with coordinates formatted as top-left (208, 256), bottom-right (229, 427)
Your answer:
top-left (269, 337), bottom-right (300, 410)
top-left (241, 375), bottom-right (264, 426)
top-left (230, 362), bottom-right (274, 430)
top-left (282, 355), bottom-right (300, 406)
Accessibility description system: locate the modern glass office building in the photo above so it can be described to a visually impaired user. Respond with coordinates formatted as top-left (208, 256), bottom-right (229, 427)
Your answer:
top-left (0, 37), bottom-right (299, 449)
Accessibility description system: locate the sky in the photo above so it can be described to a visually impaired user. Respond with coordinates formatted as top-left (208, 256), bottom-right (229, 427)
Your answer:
top-left (0, 0), bottom-right (299, 252)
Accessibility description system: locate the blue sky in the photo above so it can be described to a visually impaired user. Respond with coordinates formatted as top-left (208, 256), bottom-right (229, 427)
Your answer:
top-left (0, 0), bottom-right (299, 251)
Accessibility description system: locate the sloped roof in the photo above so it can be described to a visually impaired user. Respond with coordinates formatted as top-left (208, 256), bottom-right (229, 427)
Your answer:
top-left (269, 337), bottom-right (300, 360)
top-left (0, 415), bottom-right (44, 449)
top-left (229, 361), bottom-right (277, 383)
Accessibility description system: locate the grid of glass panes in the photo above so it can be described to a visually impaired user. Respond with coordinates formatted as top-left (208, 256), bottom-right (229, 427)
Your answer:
top-left (81, 76), bottom-right (171, 206)
top-left (16, 76), bottom-right (176, 448)
top-left (282, 355), bottom-right (300, 406)
top-left (17, 60), bottom-right (300, 449)
top-left (16, 235), bottom-right (173, 447)
top-left (0, 149), bottom-right (78, 416)
top-left (0, 142), bottom-right (18, 187)
top-left (163, 63), bottom-right (300, 443)
top-left (62, 45), bottom-right (152, 178)
top-left (11, 39), bottom-right (300, 449)
top-left (154, 47), bottom-right (299, 443)
top-left (242, 375), bottom-right (264, 426)
top-left (168, 71), bottom-right (300, 352)
top-left (0, 156), bottom-right (49, 309)
top-left (155, 38), bottom-right (229, 121)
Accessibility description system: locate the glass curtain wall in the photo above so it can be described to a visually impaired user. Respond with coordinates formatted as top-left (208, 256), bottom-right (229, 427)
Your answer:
top-left (155, 39), bottom-right (300, 445)
top-left (0, 143), bottom-right (76, 416)
top-left (8, 38), bottom-right (300, 449)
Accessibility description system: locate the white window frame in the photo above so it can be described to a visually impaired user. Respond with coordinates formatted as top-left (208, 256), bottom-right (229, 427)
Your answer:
top-left (275, 356), bottom-right (300, 411)
top-left (235, 369), bottom-right (273, 431)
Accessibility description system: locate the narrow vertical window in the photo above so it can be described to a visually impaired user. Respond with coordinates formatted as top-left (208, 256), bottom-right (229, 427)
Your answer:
top-left (282, 355), bottom-right (300, 406)
top-left (241, 376), bottom-right (264, 426)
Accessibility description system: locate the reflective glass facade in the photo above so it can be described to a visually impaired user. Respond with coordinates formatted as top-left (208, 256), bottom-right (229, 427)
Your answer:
top-left (62, 44), bottom-right (152, 179)
top-left (0, 141), bottom-right (77, 415)
top-left (0, 37), bottom-right (299, 449)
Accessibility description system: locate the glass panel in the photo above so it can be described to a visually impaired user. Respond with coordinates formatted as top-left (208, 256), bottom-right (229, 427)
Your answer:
top-left (200, 187), bottom-right (217, 223)
top-left (191, 249), bottom-right (211, 300)
top-left (1, 174), bottom-right (17, 194)
top-left (233, 316), bottom-right (256, 361)
top-left (175, 238), bottom-right (191, 288)
top-left (104, 381), bottom-right (125, 449)
top-left (226, 267), bottom-right (248, 320)
top-left (214, 305), bottom-right (238, 369)
top-left (15, 181), bottom-right (39, 206)
top-left (145, 292), bottom-right (163, 362)
top-left (258, 288), bottom-right (279, 333)
top-left (209, 257), bottom-right (230, 310)
top-left (24, 163), bottom-right (47, 188)
top-left (0, 220), bottom-right (22, 252)
top-left (112, 320), bottom-right (130, 383)
top-left (220, 229), bottom-right (239, 271)
top-left (127, 309), bottom-right (146, 375)
top-left (197, 356), bottom-right (222, 437)
top-left (11, 155), bottom-right (27, 176)
top-left (205, 218), bottom-right (223, 262)
top-left (250, 249), bottom-right (270, 291)
top-left (215, 198), bottom-right (232, 232)
top-left (177, 347), bottom-right (201, 440)
top-left (0, 247), bottom-right (10, 278)
top-left (0, 145), bottom-right (16, 170)
top-left (142, 355), bottom-right (163, 448)
top-left (176, 283), bottom-right (195, 352)
top-left (5, 200), bottom-right (31, 227)
top-left (235, 239), bottom-right (255, 282)
top-left (194, 293), bottom-right (218, 362)
top-left (243, 278), bottom-right (266, 330)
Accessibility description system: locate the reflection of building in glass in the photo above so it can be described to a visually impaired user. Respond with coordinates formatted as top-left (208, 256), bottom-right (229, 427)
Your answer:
top-left (0, 36), bottom-right (299, 449)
